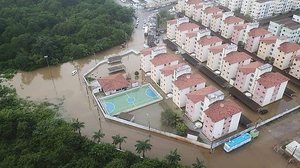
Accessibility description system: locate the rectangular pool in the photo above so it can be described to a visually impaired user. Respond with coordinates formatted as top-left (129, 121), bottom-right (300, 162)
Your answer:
top-left (99, 84), bottom-right (163, 116)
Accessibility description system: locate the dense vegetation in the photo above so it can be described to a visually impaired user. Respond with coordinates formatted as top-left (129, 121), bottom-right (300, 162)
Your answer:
top-left (0, 0), bottom-right (134, 73)
top-left (0, 85), bottom-right (206, 167)
top-left (161, 109), bottom-right (188, 136)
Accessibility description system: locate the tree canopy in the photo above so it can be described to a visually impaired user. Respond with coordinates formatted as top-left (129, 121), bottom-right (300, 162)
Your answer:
top-left (0, 0), bottom-right (134, 72)
top-left (0, 85), bottom-right (206, 167)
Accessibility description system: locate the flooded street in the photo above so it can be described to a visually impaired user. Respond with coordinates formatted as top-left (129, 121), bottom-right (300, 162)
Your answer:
top-left (4, 5), bottom-right (300, 168)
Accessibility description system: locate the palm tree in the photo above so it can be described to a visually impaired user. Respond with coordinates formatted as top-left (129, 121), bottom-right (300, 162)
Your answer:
top-left (192, 158), bottom-right (206, 168)
top-left (92, 129), bottom-right (105, 143)
top-left (71, 118), bottom-right (85, 135)
top-left (135, 139), bottom-right (152, 158)
top-left (112, 134), bottom-right (127, 150)
top-left (165, 149), bottom-right (181, 166)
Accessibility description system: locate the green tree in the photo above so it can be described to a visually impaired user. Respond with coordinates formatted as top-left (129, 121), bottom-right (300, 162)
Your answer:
top-left (161, 109), bottom-right (180, 127)
top-left (165, 149), bottom-right (181, 166)
top-left (71, 118), bottom-right (85, 135)
top-left (112, 134), bottom-right (127, 150)
top-left (93, 129), bottom-right (105, 143)
top-left (176, 122), bottom-right (188, 136)
top-left (135, 139), bottom-right (152, 158)
top-left (104, 158), bottom-right (127, 168)
top-left (192, 158), bottom-right (206, 168)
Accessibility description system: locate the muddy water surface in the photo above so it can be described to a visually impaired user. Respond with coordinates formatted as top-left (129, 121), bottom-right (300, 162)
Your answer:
top-left (5, 6), bottom-right (300, 168)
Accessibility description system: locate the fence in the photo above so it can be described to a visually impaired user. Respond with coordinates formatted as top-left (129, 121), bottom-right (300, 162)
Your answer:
top-left (212, 105), bottom-right (300, 149)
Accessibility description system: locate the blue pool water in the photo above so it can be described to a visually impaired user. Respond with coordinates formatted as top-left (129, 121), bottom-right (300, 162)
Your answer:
top-left (146, 88), bottom-right (157, 98)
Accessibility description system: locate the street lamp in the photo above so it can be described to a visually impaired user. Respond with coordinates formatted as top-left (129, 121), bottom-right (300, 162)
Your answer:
top-left (146, 113), bottom-right (151, 138)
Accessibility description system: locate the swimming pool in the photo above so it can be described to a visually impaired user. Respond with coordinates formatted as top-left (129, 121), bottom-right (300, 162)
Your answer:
top-left (99, 84), bottom-right (163, 116)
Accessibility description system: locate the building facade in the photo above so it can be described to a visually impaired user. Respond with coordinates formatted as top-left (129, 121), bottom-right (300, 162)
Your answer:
top-left (150, 53), bottom-right (179, 83)
top-left (185, 86), bottom-right (224, 122)
top-left (202, 100), bottom-right (242, 140)
top-left (220, 51), bottom-right (252, 82)
top-left (245, 28), bottom-right (271, 53)
top-left (172, 74), bottom-right (206, 107)
top-left (289, 55), bottom-right (300, 79)
top-left (252, 72), bottom-right (289, 106)
top-left (195, 36), bottom-right (223, 62)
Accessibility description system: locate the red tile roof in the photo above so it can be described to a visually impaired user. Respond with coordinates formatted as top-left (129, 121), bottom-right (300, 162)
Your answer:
top-left (212, 13), bottom-right (223, 19)
top-left (257, 72), bottom-right (289, 88)
top-left (186, 0), bottom-right (202, 4)
top-left (204, 7), bottom-right (222, 14)
top-left (233, 24), bottom-right (247, 31)
top-left (295, 55), bottom-right (300, 60)
top-left (239, 61), bottom-right (263, 74)
top-left (278, 42), bottom-right (300, 53)
top-left (186, 86), bottom-right (218, 103)
top-left (248, 28), bottom-right (270, 37)
top-left (224, 16), bottom-right (244, 24)
top-left (224, 51), bottom-right (251, 64)
top-left (160, 63), bottom-right (187, 76)
top-left (208, 44), bottom-right (228, 54)
top-left (260, 36), bottom-right (277, 44)
top-left (150, 53), bottom-right (179, 67)
top-left (177, 22), bottom-right (199, 31)
top-left (205, 100), bottom-right (242, 122)
top-left (198, 36), bottom-right (223, 46)
top-left (167, 19), bottom-right (177, 25)
top-left (174, 74), bottom-right (206, 89)
top-left (195, 4), bottom-right (203, 9)
top-left (186, 31), bottom-right (198, 38)
top-left (98, 73), bottom-right (129, 92)
top-left (141, 48), bottom-right (152, 56)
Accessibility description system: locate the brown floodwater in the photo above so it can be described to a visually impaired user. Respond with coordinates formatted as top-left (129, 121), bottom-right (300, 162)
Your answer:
top-left (4, 5), bottom-right (300, 167)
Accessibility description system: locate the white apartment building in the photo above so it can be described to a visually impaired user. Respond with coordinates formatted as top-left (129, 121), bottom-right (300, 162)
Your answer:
top-left (185, 86), bottom-right (224, 122)
top-left (150, 53), bottom-right (179, 83)
top-left (220, 51), bottom-right (252, 82)
top-left (201, 7), bottom-right (223, 27)
top-left (273, 0), bottom-right (293, 14)
top-left (140, 45), bottom-right (167, 72)
top-left (172, 74), bottom-right (206, 107)
top-left (210, 14), bottom-right (223, 32)
top-left (221, 16), bottom-right (244, 39)
top-left (231, 22), bottom-right (259, 45)
top-left (273, 42), bottom-right (300, 70)
top-left (268, 17), bottom-right (300, 43)
top-left (160, 63), bottom-right (190, 94)
top-left (202, 100), bottom-right (242, 140)
top-left (241, 0), bottom-right (274, 20)
top-left (167, 17), bottom-right (189, 40)
top-left (289, 55), bottom-right (300, 79)
top-left (183, 32), bottom-right (198, 53)
top-left (175, 22), bottom-right (200, 47)
top-left (219, 0), bottom-right (243, 11)
top-left (251, 0), bottom-right (274, 20)
top-left (257, 36), bottom-right (278, 60)
top-left (195, 36), bottom-right (223, 62)
top-left (207, 44), bottom-right (238, 71)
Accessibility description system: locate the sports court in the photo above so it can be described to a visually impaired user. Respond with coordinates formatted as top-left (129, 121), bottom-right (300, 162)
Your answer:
top-left (99, 84), bottom-right (162, 116)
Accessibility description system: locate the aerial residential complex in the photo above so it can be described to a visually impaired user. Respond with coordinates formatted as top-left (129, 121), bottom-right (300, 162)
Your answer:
top-left (168, 2), bottom-right (294, 106)
top-left (268, 15), bottom-right (300, 43)
top-left (218, 0), bottom-right (300, 20)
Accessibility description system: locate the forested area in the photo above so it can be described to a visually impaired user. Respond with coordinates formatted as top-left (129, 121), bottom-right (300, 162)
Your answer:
top-left (0, 0), bottom-right (134, 73)
top-left (0, 85), bottom-right (206, 167)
